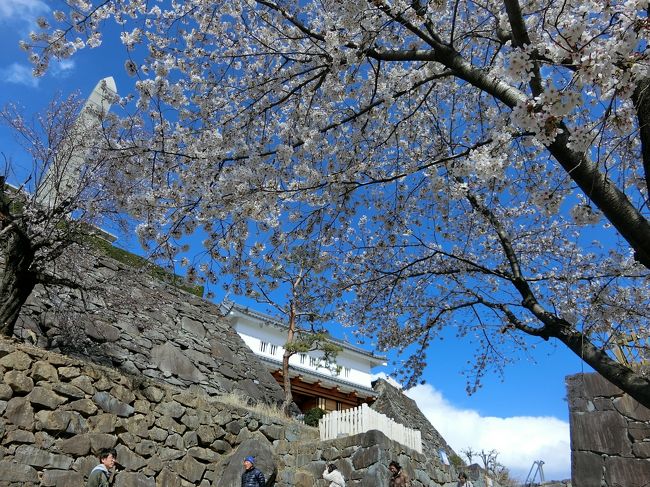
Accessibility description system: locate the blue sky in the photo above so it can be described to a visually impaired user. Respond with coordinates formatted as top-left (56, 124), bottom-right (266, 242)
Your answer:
top-left (0, 1), bottom-right (583, 480)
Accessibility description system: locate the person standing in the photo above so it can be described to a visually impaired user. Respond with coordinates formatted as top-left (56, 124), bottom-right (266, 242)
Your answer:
top-left (86, 448), bottom-right (117, 487)
top-left (322, 463), bottom-right (345, 487)
top-left (388, 460), bottom-right (410, 487)
top-left (241, 455), bottom-right (266, 487)
top-left (457, 472), bottom-right (474, 487)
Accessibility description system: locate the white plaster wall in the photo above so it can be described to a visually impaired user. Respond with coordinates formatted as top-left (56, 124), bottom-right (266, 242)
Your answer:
top-left (230, 313), bottom-right (378, 389)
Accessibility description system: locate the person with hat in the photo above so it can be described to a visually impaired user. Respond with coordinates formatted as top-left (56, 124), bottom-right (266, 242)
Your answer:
top-left (241, 455), bottom-right (266, 487)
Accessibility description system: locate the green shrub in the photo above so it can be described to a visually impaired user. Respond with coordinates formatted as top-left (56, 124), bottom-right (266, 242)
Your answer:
top-left (303, 407), bottom-right (325, 427)
top-left (88, 235), bottom-right (204, 297)
top-left (449, 453), bottom-right (465, 468)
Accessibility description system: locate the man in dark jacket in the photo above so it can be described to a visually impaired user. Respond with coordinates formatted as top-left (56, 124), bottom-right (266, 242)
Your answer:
top-left (241, 455), bottom-right (265, 487)
top-left (86, 448), bottom-right (117, 487)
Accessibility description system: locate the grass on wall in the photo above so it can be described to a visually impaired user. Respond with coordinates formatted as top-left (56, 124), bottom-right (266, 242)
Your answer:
top-left (88, 235), bottom-right (205, 298)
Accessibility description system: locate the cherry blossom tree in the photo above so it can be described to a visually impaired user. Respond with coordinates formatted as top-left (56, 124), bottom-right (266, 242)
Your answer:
top-left (0, 92), bottom-right (135, 336)
top-left (24, 0), bottom-right (650, 406)
top-left (221, 241), bottom-right (342, 414)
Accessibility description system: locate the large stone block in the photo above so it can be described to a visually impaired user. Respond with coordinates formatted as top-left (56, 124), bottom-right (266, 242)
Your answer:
top-left (40, 469), bottom-right (84, 487)
top-left (148, 426), bottom-right (168, 442)
top-left (35, 410), bottom-right (88, 434)
top-left (70, 375), bottom-right (95, 395)
top-left (84, 321), bottom-right (121, 343)
top-left (175, 454), bottom-right (206, 483)
top-left (0, 383), bottom-right (12, 400)
top-left (181, 316), bottom-right (206, 339)
top-left (5, 396), bottom-right (34, 428)
top-left (28, 387), bottom-right (66, 409)
top-left (352, 444), bottom-right (382, 470)
top-left (188, 446), bottom-right (219, 462)
top-left (4, 370), bottom-right (34, 393)
top-left (88, 433), bottom-right (118, 452)
top-left (154, 400), bottom-right (186, 419)
top-left (633, 441), bottom-right (650, 457)
top-left (567, 373), bottom-right (622, 405)
top-left (0, 350), bottom-right (32, 370)
top-left (142, 386), bottom-right (164, 404)
top-left (571, 451), bottom-right (603, 487)
top-left (31, 361), bottom-right (59, 382)
top-left (93, 391), bottom-right (135, 417)
top-left (88, 413), bottom-right (117, 433)
top-left (59, 435), bottom-right (91, 456)
top-left (196, 425), bottom-right (216, 445)
top-left (116, 444), bottom-right (148, 471)
top-left (570, 410), bottom-right (630, 455)
top-left (4, 429), bottom-right (35, 444)
top-left (604, 456), bottom-right (650, 487)
top-left (0, 461), bottom-right (39, 482)
top-left (629, 421), bottom-right (650, 441)
top-left (294, 469), bottom-right (316, 487)
top-left (213, 434), bottom-right (277, 487)
top-left (14, 444), bottom-right (73, 469)
top-left (361, 462), bottom-right (389, 487)
top-left (164, 433), bottom-right (184, 450)
top-left (114, 471), bottom-right (155, 487)
top-left (58, 366), bottom-right (81, 380)
top-left (51, 382), bottom-right (85, 399)
top-left (155, 415), bottom-right (186, 434)
top-left (155, 468), bottom-right (182, 487)
top-left (613, 394), bottom-right (650, 421)
top-left (150, 342), bottom-right (205, 383)
top-left (158, 447), bottom-right (184, 462)
top-left (111, 384), bottom-right (136, 405)
top-left (67, 398), bottom-right (99, 415)
top-left (135, 440), bottom-right (157, 457)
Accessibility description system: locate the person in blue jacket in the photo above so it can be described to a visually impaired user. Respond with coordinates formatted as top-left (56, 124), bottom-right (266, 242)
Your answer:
top-left (241, 455), bottom-right (266, 487)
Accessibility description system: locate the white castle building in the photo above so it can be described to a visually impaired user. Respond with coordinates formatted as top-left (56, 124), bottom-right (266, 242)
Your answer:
top-left (222, 300), bottom-right (386, 412)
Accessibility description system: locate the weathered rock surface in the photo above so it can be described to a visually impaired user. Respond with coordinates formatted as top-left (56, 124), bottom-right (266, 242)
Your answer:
top-left (568, 373), bottom-right (650, 487)
top-left (14, 248), bottom-right (286, 409)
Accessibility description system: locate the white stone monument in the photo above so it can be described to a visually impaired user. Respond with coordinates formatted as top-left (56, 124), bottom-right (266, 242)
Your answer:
top-left (37, 76), bottom-right (118, 209)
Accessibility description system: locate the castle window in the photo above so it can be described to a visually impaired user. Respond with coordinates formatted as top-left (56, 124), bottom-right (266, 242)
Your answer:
top-left (310, 356), bottom-right (318, 367)
top-left (270, 344), bottom-right (278, 355)
top-left (300, 353), bottom-right (306, 364)
top-left (344, 367), bottom-right (351, 378)
top-left (259, 341), bottom-right (268, 353)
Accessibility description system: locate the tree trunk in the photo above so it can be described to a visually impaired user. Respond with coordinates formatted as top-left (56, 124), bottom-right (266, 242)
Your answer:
top-left (549, 321), bottom-right (650, 409)
top-left (633, 77), bottom-right (650, 195)
top-left (0, 230), bottom-right (36, 337)
top-left (282, 302), bottom-right (297, 416)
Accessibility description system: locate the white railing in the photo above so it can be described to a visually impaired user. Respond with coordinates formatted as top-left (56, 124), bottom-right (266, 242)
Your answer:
top-left (319, 403), bottom-right (422, 453)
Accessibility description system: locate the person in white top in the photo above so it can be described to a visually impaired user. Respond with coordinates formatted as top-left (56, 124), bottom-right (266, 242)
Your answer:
top-left (457, 472), bottom-right (474, 487)
top-left (322, 463), bottom-right (345, 487)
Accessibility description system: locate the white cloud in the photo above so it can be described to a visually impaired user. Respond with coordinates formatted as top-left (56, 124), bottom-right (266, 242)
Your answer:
top-left (51, 59), bottom-right (76, 78)
top-left (0, 0), bottom-right (49, 25)
top-left (405, 383), bottom-right (571, 482)
top-left (0, 62), bottom-right (39, 87)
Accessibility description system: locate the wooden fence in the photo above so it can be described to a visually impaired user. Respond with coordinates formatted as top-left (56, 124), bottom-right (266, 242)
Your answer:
top-left (319, 403), bottom-right (422, 453)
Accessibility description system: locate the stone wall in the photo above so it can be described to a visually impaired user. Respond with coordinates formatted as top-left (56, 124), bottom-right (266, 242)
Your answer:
top-left (567, 373), bottom-right (650, 487)
top-left (14, 249), bottom-right (286, 407)
top-left (0, 337), bottom-right (314, 486)
top-left (277, 429), bottom-right (446, 486)
top-left (0, 337), bottom-right (464, 487)
top-left (371, 379), bottom-right (458, 463)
